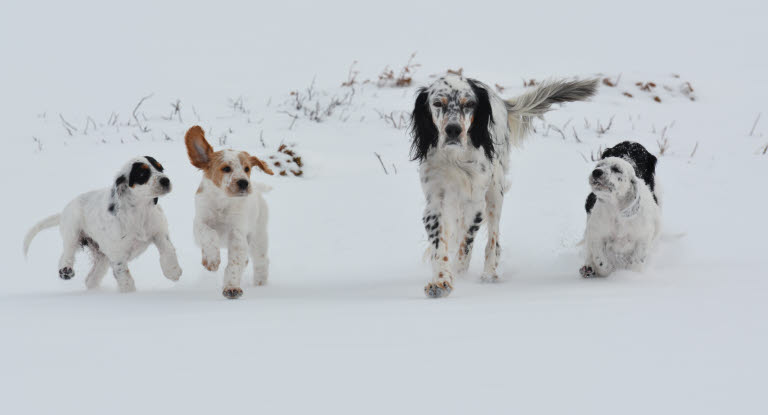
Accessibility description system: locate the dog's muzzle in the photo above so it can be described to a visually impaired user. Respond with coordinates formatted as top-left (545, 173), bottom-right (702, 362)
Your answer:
top-left (444, 123), bottom-right (462, 145)
top-left (158, 177), bottom-right (172, 194)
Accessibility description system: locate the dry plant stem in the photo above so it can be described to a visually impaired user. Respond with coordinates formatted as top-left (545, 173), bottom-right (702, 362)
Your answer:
top-left (374, 152), bottom-right (388, 175)
top-left (750, 113), bottom-right (761, 136)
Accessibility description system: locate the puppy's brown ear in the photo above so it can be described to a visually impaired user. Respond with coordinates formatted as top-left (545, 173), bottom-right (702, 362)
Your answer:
top-left (185, 126), bottom-right (214, 169)
top-left (249, 156), bottom-right (274, 176)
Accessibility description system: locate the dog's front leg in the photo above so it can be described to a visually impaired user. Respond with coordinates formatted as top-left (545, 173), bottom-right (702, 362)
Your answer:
top-left (587, 240), bottom-right (614, 277)
top-left (153, 233), bottom-right (182, 281)
top-left (110, 260), bottom-right (136, 293)
top-left (455, 200), bottom-right (486, 276)
top-left (423, 196), bottom-right (455, 298)
top-left (481, 180), bottom-right (504, 283)
top-left (222, 230), bottom-right (248, 299)
top-left (194, 218), bottom-right (221, 272)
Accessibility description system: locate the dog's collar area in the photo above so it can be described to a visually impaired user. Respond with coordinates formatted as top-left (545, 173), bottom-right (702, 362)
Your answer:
top-left (620, 191), bottom-right (642, 218)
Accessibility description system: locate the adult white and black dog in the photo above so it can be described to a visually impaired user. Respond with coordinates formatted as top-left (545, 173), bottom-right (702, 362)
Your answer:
top-left (581, 156), bottom-right (661, 278)
top-left (23, 156), bottom-right (182, 292)
top-left (410, 74), bottom-right (598, 298)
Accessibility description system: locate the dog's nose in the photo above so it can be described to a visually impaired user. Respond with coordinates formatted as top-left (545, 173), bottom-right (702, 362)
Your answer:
top-left (445, 123), bottom-right (462, 140)
top-left (237, 179), bottom-right (249, 190)
top-left (592, 169), bottom-right (604, 179)
top-left (159, 177), bottom-right (170, 188)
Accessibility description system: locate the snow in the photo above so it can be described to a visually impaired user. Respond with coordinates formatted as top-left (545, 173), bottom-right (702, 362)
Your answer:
top-left (1, 1), bottom-right (767, 413)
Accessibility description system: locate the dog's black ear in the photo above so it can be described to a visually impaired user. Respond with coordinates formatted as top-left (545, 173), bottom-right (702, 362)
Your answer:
top-left (467, 79), bottom-right (495, 160)
top-left (644, 153), bottom-right (658, 192)
top-left (410, 87), bottom-right (438, 162)
top-left (585, 193), bottom-right (597, 214)
top-left (114, 175), bottom-right (127, 195)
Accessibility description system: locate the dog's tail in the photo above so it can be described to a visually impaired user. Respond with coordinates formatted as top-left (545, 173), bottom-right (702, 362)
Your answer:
top-left (505, 78), bottom-right (599, 146)
top-left (23, 214), bottom-right (61, 257)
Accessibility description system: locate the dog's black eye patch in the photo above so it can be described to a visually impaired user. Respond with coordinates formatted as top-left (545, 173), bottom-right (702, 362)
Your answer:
top-left (145, 156), bottom-right (164, 172)
top-left (128, 163), bottom-right (151, 187)
top-left (611, 166), bottom-right (622, 174)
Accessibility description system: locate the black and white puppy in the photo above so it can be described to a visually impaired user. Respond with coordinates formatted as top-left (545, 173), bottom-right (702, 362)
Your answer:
top-left (581, 157), bottom-right (661, 278)
top-left (411, 74), bottom-right (598, 298)
top-left (585, 141), bottom-right (659, 213)
top-left (23, 156), bottom-right (182, 292)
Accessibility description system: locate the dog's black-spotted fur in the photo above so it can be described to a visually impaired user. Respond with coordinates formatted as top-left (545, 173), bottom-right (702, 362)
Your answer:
top-left (586, 141), bottom-right (658, 213)
top-left (410, 79), bottom-right (495, 162)
top-left (128, 162), bottom-right (151, 187)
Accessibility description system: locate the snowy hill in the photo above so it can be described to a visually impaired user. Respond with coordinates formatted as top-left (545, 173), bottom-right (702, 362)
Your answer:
top-left (1, 1), bottom-right (767, 414)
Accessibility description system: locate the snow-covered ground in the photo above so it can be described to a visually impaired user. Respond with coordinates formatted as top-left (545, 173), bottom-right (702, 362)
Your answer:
top-left (1, 1), bottom-right (767, 413)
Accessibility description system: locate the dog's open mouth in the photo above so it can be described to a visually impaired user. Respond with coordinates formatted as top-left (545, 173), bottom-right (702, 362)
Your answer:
top-left (590, 179), bottom-right (612, 192)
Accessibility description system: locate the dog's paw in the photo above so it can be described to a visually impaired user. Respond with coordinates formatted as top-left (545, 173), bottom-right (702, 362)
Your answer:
top-left (579, 265), bottom-right (597, 278)
top-left (479, 273), bottom-right (499, 283)
top-left (202, 251), bottom-right (220, 272)
top-left (253, 278), bottom-right (267, 287)
top-left (424, 280), bottom-right (453, 298)
top-left (161, 259), bottom-right (182, 281)
top-left (58, 267), bottom-right (74, 280)
top-left (165, 265), bottom-right (182, 281)
top-left (222, 287), bottom-right (243, 299)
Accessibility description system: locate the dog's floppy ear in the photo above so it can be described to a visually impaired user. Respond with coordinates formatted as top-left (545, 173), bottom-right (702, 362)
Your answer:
top-left (249, 156), bottom-right (274, 176)
top-left (467, 78), bottom-right (495, 160)
top-left (110, 175), bottom-right (127, 213)
top-left (409, 87), bottom-right (438, 162)
top-left (643, 153), bottom-right (658, 191)
top-left (185, 126), bottom-right (214, 169)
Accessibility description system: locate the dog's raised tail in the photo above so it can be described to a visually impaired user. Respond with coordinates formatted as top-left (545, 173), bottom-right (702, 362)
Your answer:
top-left (23, 214), bottom-right (61, 257)
top-left (506, 78), bottom-right (599, 146)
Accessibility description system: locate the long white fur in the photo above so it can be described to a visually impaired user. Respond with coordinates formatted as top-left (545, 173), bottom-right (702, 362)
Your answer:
top-left (583, 157), bottom-right (661, 277)
top-left (23, 157), bottom-right (182, 292)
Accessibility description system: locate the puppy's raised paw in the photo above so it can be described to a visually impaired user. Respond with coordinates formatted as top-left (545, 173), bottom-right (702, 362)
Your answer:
top-left (579, 265), bottom-right (597, 278)
top-left (479, 273), bottom-right (499, 283)
top-left (202, 252), bottom-right (220, 272)
top-left (424, 280), bottom-right (453, 299)
top-left (59, 267), bottom-right (74, 280)
top-left (222, 287), bottom-right (243, 299)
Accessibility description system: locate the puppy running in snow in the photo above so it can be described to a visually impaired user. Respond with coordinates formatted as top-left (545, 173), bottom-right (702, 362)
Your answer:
top-left (581, 156), bottom-right (661, 277)
top-left (23, 156), bottom-right (182, 292)
top-left (184, 126), bottom-right (274, 299)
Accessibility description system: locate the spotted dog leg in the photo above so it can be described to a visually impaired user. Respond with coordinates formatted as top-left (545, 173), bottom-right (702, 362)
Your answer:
top-left (455, 205), bottom-right (485, 276)
top-left (586, 241), bottom-right (614, 277)
top-left (423, 205), bottom-right (454, 299)
top-left (57, 227), bottom-right (80, 281)
top-left (249, 230), bottom-right (269, 287)
top-left (222, 231), bottom-right (248, 299)
top-left (110, 261), bottom-right (136, 293)
top-left (480, 183), bottom-right (503, 283)
top-left (194, 220), bottom-right (221, 272)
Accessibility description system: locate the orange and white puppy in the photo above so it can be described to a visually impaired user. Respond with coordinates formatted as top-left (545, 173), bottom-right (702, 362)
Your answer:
top-left (184, 126), bottom-right (274, 299)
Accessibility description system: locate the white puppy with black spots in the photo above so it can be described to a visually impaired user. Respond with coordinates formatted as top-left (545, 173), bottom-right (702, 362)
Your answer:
top-left (581, 157), bottom-right (661, 277)
top-left (23, 156), bottom-right (182, 292)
